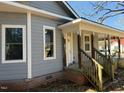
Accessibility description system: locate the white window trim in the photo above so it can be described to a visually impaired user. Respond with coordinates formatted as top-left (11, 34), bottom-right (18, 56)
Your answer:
top-left (83, 34), bottom-right (91, 52)
top-left (43, 25), bottom-right (56, 60)
top-left (1, 25), bottom-right (26, 63)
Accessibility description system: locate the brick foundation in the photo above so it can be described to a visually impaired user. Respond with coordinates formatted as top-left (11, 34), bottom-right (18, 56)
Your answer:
top-left (0, 70), bottom-right (88, 91)
top-left (0, 71), bottom-right (64, 91)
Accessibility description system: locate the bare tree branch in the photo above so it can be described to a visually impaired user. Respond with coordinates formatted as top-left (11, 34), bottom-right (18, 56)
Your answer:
top-left (98, 12), bottom-right (124, 23)
top-left (83, 1), bottom-right (124, 23)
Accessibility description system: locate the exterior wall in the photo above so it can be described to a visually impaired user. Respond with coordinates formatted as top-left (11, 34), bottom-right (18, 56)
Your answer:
top-left (80, 31), bottom-right (98, 57)
top-left (31, 14), bottom-right (64, 77)
top-left (17, 1), bottom-right (76, 18)
top-left (0, 12), bottom-right (27, 80)
top-left (81, 30), bottom-right (93, 56)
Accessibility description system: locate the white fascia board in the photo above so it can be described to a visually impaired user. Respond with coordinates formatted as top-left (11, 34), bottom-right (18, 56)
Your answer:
top-left (0, 1), bottom-right (74, 21)
top-left (62, 1), bottom-right (79, 18)
top-left (58, 18), bottom-right (81, 28)
top-left (59, 18), bottom-right (124, 35)
top-left (80, 18), bottom-right (124, 34)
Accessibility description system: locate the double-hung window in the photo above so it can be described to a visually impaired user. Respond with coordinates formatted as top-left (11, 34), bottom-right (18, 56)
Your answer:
top-left (43, 26), bottom-right (56, 60)
top-left (2, 25), bottom-right (26, 63)
top-left (84, 34), bottom-right (91, 52)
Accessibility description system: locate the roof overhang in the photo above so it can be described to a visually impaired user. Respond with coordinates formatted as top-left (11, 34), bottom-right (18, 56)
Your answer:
top-left (62, 1), bottom-right (79, 18)
top-left (58, 18), bottom-right (124, 37)
top-left (0, 1), bottom-right (74, 21)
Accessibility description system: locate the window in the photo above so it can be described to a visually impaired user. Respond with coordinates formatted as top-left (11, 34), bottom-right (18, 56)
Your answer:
top-left (84, 34), bottom-right (91, 52)
top-left (2, 25), bottom-right (26, 63)
top-left (43, 26), bottom-right (56, 60)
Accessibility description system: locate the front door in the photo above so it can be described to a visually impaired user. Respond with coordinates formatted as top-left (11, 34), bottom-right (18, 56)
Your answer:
top-left (66, 32), bottom-right (73, 66)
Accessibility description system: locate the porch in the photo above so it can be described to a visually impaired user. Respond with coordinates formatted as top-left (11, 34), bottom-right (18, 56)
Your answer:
top-left (58, 18), bottom-right (124, 91)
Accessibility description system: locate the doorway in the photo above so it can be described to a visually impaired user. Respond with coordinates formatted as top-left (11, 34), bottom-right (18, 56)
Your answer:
top-left (66, 32), bottom-right (73, 66)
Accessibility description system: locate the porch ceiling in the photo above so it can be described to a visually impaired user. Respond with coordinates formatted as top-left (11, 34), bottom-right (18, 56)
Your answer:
top-left (58, 19), bottom-right (124, 37)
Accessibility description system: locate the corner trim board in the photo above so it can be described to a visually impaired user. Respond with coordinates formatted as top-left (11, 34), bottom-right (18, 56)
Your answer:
top-left (27, 12), bottom-right (32, 79)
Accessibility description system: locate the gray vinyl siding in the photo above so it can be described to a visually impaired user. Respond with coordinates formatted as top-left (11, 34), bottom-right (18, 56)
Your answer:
top-left (0, 12), bottom-right (27, 80)
top-left (31, 14), bottom-right (63, 77)
top-left (17, 1), bottom-right (76, 18)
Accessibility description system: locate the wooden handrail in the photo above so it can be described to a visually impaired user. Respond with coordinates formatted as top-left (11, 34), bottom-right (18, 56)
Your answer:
top-left (80, 49), bottom-right (103, 91)
top-left (80, 49), bottom-right (103, 68)
top-left (92, 58), bottom-right (103, 69)
top-left (93, 47), bottom-right (114, 80)
top-left (93, 48), bottom-right (106, 58)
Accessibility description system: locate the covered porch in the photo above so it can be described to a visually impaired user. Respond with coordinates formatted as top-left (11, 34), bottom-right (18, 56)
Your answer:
top-left (58, 18), bottom-right (124, 91)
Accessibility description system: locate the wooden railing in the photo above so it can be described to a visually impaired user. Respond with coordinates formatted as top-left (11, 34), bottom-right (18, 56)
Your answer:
top-left (93, 48), bottom-right (114, 80)
top-left (80, 49), bottom-right (103, 91)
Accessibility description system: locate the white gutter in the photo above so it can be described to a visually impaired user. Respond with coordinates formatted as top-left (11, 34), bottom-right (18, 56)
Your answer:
top-left (0, 1), bottom-right (74, 21)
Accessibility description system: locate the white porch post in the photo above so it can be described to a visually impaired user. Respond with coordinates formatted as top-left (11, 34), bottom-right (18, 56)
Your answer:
top-left (27, 12), bottom-right (32, 79)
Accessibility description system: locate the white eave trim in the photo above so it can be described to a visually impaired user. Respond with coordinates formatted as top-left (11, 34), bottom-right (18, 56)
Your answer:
top-left (58, 18), bottom-right (124, 35)
top-left (58, 18), bottom-right (124, 34)
top-left (62, 1), bottom-right (79, 18)
top-left (80, 18), bottom-right (124, 34)
top-left (0, 1), bottom-right (74, 21)
top-left (58, 18), bottom-right (81, 28)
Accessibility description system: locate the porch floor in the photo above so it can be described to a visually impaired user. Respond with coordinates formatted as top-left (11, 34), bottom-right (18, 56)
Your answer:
top-left (65, 63), bottom-right (83, 73)
top-left (67, 63), bottom-right (79, 70)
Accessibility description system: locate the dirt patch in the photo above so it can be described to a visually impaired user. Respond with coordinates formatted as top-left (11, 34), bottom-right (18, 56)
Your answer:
top-left (29, 79), bottom-right (94, 92)
top-left (105, 69), bottom-right (124, 92)
top-left (29, 69), bottom-right (124, 92)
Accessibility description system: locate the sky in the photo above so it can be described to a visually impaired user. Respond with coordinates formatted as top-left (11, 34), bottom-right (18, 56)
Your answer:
top-left (68, 1), bottom-right (124, 31)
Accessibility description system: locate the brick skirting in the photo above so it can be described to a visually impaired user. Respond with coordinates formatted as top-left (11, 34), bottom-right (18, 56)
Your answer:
top-left (0, 71), bottom-right (64, 92)
top-left (0, 70), bottom-right (88, 91)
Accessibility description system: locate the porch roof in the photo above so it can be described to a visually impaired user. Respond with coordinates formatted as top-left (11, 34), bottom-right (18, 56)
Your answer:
top-left (58, 18), bottom-right (124, 37)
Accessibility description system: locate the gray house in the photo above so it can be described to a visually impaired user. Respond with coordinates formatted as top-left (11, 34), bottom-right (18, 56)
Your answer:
top-left (0, 1), bottom-right (78, 90)
top-left (0, 1), bottom-right (124, 91)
